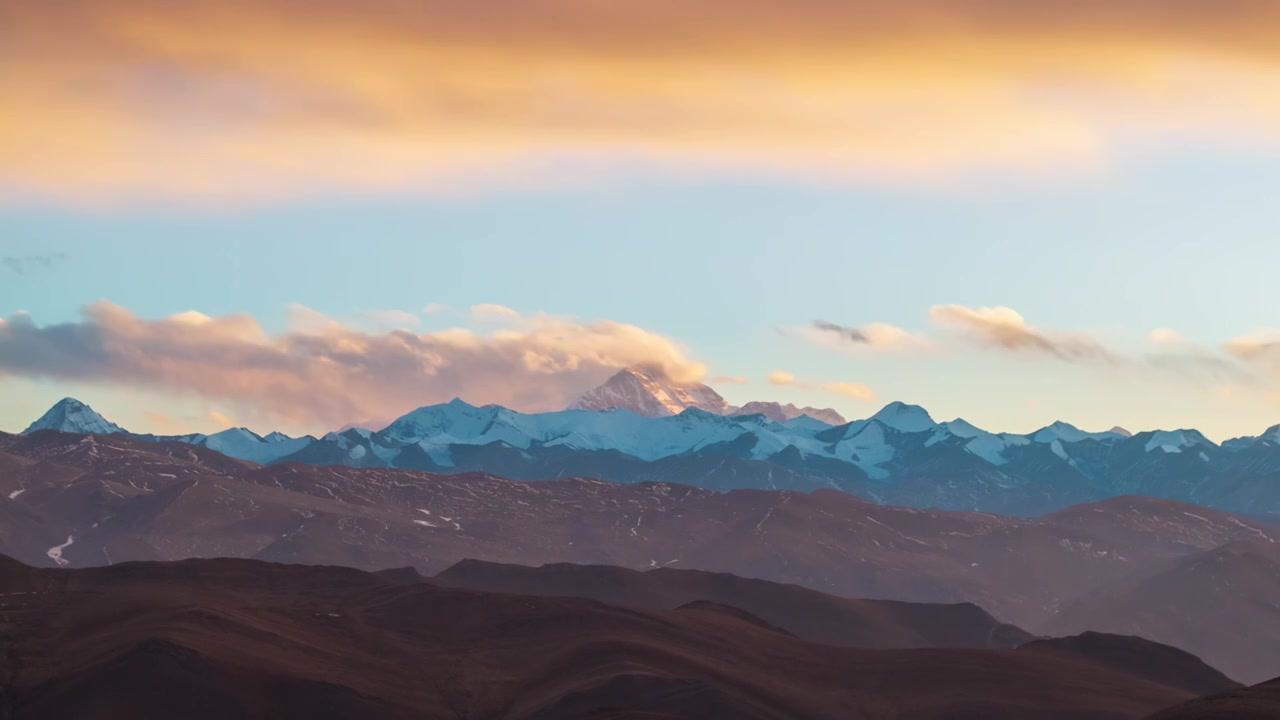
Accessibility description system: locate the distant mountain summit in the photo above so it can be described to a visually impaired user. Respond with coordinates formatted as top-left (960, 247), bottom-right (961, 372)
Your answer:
top-left (731, 401), bottom-right (846, 426)
top-left (570, 364), bottom-right (731, 417)
top-left (23, 398), bottom-right (123, 435)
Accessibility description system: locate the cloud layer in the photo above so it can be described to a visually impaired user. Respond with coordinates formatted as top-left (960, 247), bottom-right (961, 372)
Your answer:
top-left (5, 0), bottom-right (1280, 202)
top-left (0, 302), bottom-right (706, 429)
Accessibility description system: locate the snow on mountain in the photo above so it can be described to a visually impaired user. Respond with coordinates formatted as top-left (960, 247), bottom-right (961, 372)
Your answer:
top-left (829, 421), bottom-right (896, 479)
top-left (868, 402), bottom-right (937, 433)
top-left (731, 401), bottom-right (846, 426)
top-left (23, 398), bottom-right (125, 436)
top-left (193, 427), bottom-right (314, 464)
top-left (1032, 422), bottom-right (1124, 444)
top-left (940, 419), bottom-right (985, 439)
top-left (782, 414), bottom-right (839, 433)
top-left (927, 419), bottom-right (1030, 466)
top-left (570, 364), bottom-right (730, 417)
top-left (1143, 430), bottom-right (1212, 454)
top-left (1223, 425), bottom-right (1280, 450)
top-left (21, 396), bottom-right (1280, 516)
top-left (379, 401), bottom-right (815, 462)
top-left (1263, 425), bottom-right (1280, 446)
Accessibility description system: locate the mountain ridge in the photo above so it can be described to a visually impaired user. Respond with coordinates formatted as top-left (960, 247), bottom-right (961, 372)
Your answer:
top-left (18, 394), bottom-right (1280, 516)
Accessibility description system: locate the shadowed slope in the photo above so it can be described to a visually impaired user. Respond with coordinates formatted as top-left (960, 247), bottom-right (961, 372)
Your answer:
top-left (0, 554), bottom-right (1226, 720)
top-left (433, 559), bottom-right (1033, 649)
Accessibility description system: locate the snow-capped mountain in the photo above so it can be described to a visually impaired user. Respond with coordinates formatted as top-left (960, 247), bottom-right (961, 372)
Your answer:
top-left (731, 401), bottom-right (846, 426)
top-left (23, 398), bottom-right (124, 435)
top-left (1223, 425), bottom-right (1280, 450)
top-left (17, 397), bottom-right (1280, 516)
top-left (570, 364), bottom-right (731, 417)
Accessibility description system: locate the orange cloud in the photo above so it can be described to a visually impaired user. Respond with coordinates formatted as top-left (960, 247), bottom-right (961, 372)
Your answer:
top-left (823, 382), bottom-right (876, 402)
top-left (4, 1), bottom-right (1280, 203)
top-left (206, 410), bottom-right (237, 428)
top-left (768, 371), bottom-right (801, 387)
top-left (1226, 331), bottom-right (1280, 365)
top-left (0, 302), bottom-right (707, 430)
top-left (709, 375), bottom-right (749, 385)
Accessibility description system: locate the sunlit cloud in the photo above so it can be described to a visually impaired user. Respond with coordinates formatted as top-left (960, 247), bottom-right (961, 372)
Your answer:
top-left (767, 371), bottom-right (801, 387)
top-left (206, 410), bottom-right (237, 428)
top-left (1147, 328), bottom-right (1186, 345)
top-left (1226, 331), bottom-right (1280, 365)
top-left (0, 302), bottom-right (707, 431)
top-left (5, 1), bottom-right (1280, 203)
top-left (928, 305), bottom-right (1113, 361)
top-left (709, 375), bottom-right (749, 385)
top-left (470, 304), bottom-right (521, 322)
top-left (823, 381), bottom-right (877, 403)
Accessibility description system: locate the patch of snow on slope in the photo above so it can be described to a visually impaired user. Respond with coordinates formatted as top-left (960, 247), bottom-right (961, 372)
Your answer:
top-left (831, 422), bottom-right (895, 479)
top-left (965, 434), bottom-right (1015, 465)
top-left (46, 535), bottom-right (74, 566)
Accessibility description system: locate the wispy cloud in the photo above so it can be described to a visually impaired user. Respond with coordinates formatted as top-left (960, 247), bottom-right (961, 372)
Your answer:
top-left (7, 1), bottom-right (1280, 203)
top-left (709, 375), bottom-right (748, 385)
top-left (824, 381), bottom-right (876, 402)
top-left (799, 320), bottom-right (928, 353)
top-left (928, 305), bottom-right (1113, 362)
top-left (0, 302), bottom-right (707, 430)
top-left (2, 253), bottom-right (68, 275)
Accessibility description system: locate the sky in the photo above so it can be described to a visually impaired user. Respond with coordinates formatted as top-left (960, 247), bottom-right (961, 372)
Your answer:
top-left (2, 0), bottom-right (1280, 441)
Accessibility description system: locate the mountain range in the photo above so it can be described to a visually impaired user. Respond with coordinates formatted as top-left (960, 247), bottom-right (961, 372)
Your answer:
top-left (23, 376), bottom-right (1280, 516)
top-left (3, 428), bottom-right (1278, 683)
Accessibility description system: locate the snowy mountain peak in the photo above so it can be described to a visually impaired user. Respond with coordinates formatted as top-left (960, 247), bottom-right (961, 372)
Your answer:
top-left (869, 402), bottom-right (937, 433)
top-left (941, 418), bottom-right (985, 439)
top-left (1032, 421), bottom-right (1124, 444)
top-left (1109, 426), bottom-right (1133, 438)
top-left (570, 365), bottom-right (730, 418)
top-left (23, 398), bottom-right (125, 436)
top-left (1143, 429), bottom-right (1212, 454)
top-left (379, 400), bottom-right (498, 443)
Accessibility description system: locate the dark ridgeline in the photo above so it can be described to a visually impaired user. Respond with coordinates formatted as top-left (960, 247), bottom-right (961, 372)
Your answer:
top-left (0, 554), bottom-right (1241, 719)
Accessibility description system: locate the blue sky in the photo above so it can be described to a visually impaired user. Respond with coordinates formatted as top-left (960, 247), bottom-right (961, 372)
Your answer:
top-left (5, 1), bottom-right (1280, 440)
top-left (4, 149), bottom-right (1279, 441)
